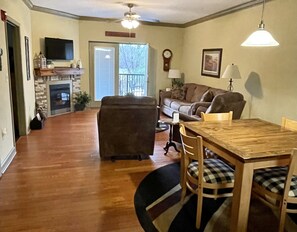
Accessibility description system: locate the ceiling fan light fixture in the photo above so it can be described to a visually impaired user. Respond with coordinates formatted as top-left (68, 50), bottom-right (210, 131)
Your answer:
top-left (121, 3), bottom-right (140, 30)
top-left (121, 18), bottom-right (140, 29)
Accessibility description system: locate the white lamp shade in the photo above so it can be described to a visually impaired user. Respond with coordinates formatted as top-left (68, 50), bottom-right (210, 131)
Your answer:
top-left (221, 64), bottom-right (241, 79)
top-left (241, 28), bottom-right (279, 47)
top-left (168, 69), bottom-right (181, 79)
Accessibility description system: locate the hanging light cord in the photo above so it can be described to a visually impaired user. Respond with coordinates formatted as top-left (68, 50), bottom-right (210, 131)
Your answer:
top-left (259, 0), bottom-right (266, 28)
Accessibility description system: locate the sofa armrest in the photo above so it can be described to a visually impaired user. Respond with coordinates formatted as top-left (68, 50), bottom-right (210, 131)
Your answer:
top-left (159, 90), bottom-right (172, 105)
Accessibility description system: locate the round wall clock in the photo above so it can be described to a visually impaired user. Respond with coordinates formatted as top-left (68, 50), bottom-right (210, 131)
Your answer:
top-left (162, 49), bottom-right (172, 71)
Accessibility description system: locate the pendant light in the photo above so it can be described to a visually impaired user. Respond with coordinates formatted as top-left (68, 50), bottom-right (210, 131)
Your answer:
top-left (241, 0), bottom-right (279, 47)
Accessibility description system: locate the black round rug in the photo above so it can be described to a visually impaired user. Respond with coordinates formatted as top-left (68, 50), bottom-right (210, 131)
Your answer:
top-left (134, 162), bottom-right (297, 232)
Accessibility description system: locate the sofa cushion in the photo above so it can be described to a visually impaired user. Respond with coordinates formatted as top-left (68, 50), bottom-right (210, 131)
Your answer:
top-left (171, 88), bottom-right (185, 100)
top-left (190, 85), bottom-right (210, 102)
top-left (185, 84), bottom-right (197, 102)
top-left (163, 98), bottom-right (174, 107)
top-left (200, 89), bottom-right (214, 102)
top-left (179, 105), bottom-right (194, 115)
top-left (170, 100), bottom-right (191, 111)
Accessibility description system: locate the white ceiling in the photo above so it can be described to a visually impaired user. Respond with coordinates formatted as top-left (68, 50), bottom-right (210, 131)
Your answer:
top-left (29, 0), bottom-right (261, 25)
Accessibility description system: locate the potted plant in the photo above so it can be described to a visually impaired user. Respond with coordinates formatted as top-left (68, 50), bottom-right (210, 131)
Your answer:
top-left (74, 91), bottom-right (91, 111)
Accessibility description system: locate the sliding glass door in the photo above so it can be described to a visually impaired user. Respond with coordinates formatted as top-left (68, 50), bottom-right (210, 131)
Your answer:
top-left (89, 42), bottom-right (154, 107)
top-left (89, 43), bottom-right (119, 107)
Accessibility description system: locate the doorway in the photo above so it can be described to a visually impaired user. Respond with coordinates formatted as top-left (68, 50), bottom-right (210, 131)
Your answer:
top-left (89, 42), bottom-right (154, 107)
top-left (6, 20), bottom-right (26, 141)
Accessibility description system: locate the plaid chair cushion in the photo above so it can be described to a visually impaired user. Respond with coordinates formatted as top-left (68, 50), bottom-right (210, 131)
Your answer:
top-left (254, 167), bottom-right (297, 197)
top-left (187, 158), bottom-right (234, 184)
top-left (204, 148), bottom-right (218, 158)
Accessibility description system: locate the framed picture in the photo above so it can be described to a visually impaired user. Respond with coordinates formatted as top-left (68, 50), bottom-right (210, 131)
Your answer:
top-left (201, 48), bottom-right (223, 78)
top-left (25, 36), bottom-right (30, 80)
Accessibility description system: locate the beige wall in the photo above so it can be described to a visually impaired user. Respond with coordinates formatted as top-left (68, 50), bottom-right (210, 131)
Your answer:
top-left (79, 20), bottom-right (183, 96)
top-left (182, 0), bottom-right (297, 124)
top-left (31, 11), bottom-right (80, 67)
top-left (30, 12), bottom-right (183, 98)
top-left (0, 0), bottom-right (34, 168)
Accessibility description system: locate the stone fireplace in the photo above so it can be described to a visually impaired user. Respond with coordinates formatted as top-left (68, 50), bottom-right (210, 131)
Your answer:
top-left (34, 72), bottom-right (81, 117)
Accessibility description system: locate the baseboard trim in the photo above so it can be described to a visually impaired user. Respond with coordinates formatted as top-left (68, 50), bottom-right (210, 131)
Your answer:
top-left (1, 147), bottom-right (17, 174)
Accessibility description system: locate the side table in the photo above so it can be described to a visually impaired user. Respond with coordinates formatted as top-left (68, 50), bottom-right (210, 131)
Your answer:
top-left (161, 118), bottom-right (180, 155)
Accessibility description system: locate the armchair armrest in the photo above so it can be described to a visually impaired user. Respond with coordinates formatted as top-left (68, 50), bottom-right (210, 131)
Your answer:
top-left (189, 102), bottom-right (212, 115)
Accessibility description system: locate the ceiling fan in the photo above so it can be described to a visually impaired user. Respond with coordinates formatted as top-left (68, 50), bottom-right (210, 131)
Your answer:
top-left (120, 3), bottom-right (159, 29)
top-left (121, 3), bottom-right (140, 29)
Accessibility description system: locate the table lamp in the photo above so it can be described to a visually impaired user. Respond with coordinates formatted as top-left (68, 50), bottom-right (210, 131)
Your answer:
top-left (221, 64), bottom-right (241, 92)
top-left (168, 69), bottom-right (181, 88)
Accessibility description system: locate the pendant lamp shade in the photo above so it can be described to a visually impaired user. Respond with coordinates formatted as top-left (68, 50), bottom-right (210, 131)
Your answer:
top-left (241, 22), bottom-right (279, 47)
top-left (241, 0), bottom-right (279, 47)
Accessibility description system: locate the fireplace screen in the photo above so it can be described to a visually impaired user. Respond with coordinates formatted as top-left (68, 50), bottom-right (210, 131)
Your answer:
top-left (49, 83), bottom-right (71, 115)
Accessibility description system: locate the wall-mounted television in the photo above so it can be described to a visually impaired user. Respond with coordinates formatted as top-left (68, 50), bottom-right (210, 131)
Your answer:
top-left (44, 37), bottom-right (74, 60)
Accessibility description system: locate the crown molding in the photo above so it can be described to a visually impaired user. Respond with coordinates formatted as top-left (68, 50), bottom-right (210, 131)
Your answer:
top-left (23, 0), bottom-right (274, 28)
top-left (22, 0), bottom-right (33, 9)
top-left (79, 16), bottom-right (183, 28)
top-left (22, 0), bottom-right (79, 19)
top-left (183, 0), bottom-right (272, 28)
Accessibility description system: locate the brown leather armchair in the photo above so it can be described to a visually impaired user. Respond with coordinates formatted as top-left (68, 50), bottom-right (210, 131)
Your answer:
top-left (97, 96), bottom-right (157, 160)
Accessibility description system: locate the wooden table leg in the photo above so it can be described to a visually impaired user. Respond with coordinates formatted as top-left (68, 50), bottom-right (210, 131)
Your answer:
top-left (230, 162), bottom-right (254, 232)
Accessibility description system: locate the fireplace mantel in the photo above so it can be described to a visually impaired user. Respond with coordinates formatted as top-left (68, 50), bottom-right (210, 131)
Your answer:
top-left (34, 67), bottom-right (84, 77)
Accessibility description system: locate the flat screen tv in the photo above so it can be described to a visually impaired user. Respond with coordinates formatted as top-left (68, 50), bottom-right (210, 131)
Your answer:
top-left (45, 37), bottom-right (74, 60)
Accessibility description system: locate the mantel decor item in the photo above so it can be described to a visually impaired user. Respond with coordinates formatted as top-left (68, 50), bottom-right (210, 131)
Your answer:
top-left (241, 0), bottom-right (279, 47)
top-left (74, 91), bottom-right (91, 111)
top-left (201, 48), bottom-right (223, 78)
top-left (221, 64), bottom-right (242, 92)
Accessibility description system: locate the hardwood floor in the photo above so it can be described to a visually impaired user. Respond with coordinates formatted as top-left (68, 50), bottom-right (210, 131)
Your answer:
top-left (0, 109), bottom-right (180, 232)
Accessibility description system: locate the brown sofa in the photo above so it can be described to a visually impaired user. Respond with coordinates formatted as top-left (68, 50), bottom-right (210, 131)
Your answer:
top-left (97, 96), bottom-right (157, 160)
top-left (160, 83), bottom-right (246, 121)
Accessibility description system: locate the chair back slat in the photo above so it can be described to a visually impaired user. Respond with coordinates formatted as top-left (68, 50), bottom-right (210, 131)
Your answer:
top-left (179, 124), bottom-right (204, 163)
top-left (201, 111), bottom-right (233, 122)
top-left (282, 117), bottom-right (297, 131)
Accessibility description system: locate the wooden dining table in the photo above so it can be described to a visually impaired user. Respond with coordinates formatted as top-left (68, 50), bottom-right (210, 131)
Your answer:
top-left (182, 118), bottom-right (297, 231)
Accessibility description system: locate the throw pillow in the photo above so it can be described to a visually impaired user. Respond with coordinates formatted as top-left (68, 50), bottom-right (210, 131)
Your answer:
top-left (171, 88), bottom-right (185, 100)
top-left (200, 90), bottom-right (213, 102)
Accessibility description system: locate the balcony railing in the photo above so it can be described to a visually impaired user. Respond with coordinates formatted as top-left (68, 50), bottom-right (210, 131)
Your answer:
top-left (119, 74), bottom-right (146, 96)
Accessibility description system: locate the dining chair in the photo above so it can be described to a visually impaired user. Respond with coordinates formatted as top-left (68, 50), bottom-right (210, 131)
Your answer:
top-left (201, 111), bottom-right (233, 158)
top-left (253, 148), bottom-right (297, 232)
top-left (179, 124), bottom-right (235, 229)
top-left (201, 111), bottom-right (233, 122)
top-left (282, 117), bottom-right (297, 131)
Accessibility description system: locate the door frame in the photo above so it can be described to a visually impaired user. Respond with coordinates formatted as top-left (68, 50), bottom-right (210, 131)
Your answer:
top-left (6, 18), bottom-right (27, 140)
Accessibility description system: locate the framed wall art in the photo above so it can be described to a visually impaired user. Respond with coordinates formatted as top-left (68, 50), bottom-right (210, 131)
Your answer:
top-left (201, 48), bottom-right (223, 78)
top-left (25, 36), bottom-right (30, 80)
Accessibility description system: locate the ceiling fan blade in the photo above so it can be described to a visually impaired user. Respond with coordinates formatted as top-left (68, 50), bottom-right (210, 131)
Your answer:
top-left (139, 17), bottom-right (160, 23)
